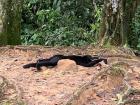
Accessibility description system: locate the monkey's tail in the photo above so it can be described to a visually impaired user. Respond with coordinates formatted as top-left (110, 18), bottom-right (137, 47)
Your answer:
top-left (23, 63), bottom-right (37, 69)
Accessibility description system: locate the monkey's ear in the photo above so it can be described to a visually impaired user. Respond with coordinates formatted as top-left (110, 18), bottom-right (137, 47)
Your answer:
top-left (103, 59), bottom-right (107, 64)
top-left (134, 50), bottom-right (140, 57)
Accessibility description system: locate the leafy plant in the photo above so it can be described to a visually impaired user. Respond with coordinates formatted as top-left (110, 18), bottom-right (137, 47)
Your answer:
top-left (21, 0), bottom-right (102, 46)
top-left (131, 6), bottom-right (140, 50)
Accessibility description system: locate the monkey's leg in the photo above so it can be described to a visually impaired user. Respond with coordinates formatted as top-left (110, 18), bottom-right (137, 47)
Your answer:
top-left (23, 63), bottom-right (37, 69)
top-left (36, 61), bottom-right (58, 71)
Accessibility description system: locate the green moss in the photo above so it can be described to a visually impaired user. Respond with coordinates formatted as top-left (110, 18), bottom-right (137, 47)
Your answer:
top-left (108, 67), bottom-right (125, 77)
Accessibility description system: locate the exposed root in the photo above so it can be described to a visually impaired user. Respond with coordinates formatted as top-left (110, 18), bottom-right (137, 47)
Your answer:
top-left (117, 88), bottom-right (140, 105)
top-left (64, 65), bottom-right (112, 105)
top-left (0, 75), bottom-right (8, 100)
top-left (65, 61), bottom-right (136, 105)
top-left (9, 80), bottom-right (23, 103)
top-left (0, 46), bottom-right (136, 59)
top-left (0, 75), bottom-right (24, 104)
top-left (115, 62), bottom-right (140, 105)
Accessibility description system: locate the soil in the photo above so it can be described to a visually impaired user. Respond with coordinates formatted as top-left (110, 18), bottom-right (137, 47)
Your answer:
top-left (0, 46), bottom-right (140, 105)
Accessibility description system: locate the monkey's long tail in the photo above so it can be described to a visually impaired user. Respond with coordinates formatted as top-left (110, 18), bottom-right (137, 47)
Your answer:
top-left (23, 63), bottom-right (37, 69)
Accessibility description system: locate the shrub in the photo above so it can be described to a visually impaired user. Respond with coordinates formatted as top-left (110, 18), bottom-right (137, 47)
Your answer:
top-left (21, 0), bottom-right (102, 46)
top-left (131, 6), bottom-right (140, 50)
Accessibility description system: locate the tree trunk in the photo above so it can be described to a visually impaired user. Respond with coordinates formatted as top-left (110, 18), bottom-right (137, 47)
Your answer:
top-left (0, 0), bottom-right (22, 45)
top-left (0, 0), bottom-right (7, 45)
top-left (98, 0), bottom-right (139, 47)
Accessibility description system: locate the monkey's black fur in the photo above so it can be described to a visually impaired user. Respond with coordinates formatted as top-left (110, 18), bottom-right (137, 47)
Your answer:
top-left (23, 55), bottom-right (107, 71)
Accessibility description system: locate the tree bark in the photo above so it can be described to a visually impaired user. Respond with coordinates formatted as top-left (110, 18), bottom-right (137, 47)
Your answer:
top-left (0, 0), bottom-right (7, 45)
top-left (0, 0), bottom-right (22, 45)
top-left (98, 0), bottom-right (139, 47)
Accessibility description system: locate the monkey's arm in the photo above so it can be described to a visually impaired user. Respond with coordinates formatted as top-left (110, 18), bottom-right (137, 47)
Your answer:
top-left (81, 58), bottom-right (107, 67)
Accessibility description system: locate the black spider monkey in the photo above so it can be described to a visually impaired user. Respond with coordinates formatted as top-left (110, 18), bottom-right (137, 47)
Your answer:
top-left (23, 55), bottom-right (107, 71)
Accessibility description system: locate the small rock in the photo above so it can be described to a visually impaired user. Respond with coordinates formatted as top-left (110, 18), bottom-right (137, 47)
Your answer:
top-left (57, 59), bottom-right (78, 71)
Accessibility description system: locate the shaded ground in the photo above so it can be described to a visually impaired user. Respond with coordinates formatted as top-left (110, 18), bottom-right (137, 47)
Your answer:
top-left (0, 46), bottom-right (140, 105)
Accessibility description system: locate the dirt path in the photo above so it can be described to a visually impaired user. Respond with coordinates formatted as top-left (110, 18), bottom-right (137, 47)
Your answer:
top-left (0, 47), bottom-right (101, 105)
top-left (0, 46), bottom-right (140, 105)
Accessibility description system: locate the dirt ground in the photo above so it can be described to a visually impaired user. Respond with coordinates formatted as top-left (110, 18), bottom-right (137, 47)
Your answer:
top-left (0, 46), bottom-right (140, 105)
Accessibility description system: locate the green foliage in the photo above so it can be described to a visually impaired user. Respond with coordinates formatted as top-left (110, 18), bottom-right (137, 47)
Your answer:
top-left (131, 6), bottom-right (140, 50)
top-left (22, 26), bottom-right (95, 46)
top-left (21, 0), bottom-right (102, 46)
top-left (90, 6), bottom-right (102, 39)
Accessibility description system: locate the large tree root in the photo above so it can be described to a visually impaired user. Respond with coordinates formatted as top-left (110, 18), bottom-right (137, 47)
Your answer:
top-left (117, 87), bottom-right (140, 105)
top-left (0, 75), bottom-right (25, 105)
top-left (64, 65), bottom-right (112, 105)
top-left (112, 62), bottom-right (140, 105)
top-left (0, 75), bottom-right (8, 101)
top-left (0, 46), bottom-right (136, 59)
top-left (65, 61), bottom-right (139, 105)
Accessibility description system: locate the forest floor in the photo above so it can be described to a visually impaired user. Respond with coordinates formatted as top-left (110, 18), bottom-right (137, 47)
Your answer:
top-left (0, 46), bottom-right (140, 105)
